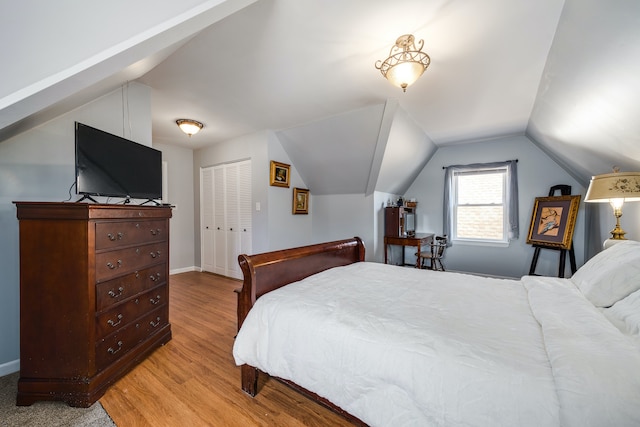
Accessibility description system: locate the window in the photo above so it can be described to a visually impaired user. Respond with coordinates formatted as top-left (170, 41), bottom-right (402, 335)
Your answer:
top-left (444, 160), bottom-right (519, 245)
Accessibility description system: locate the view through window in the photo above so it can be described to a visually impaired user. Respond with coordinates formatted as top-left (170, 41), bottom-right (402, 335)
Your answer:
top-left (454, 168), bottom-right (507, 242)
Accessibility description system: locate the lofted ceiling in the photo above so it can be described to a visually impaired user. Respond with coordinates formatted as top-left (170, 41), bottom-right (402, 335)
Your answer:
top-left (3, 0), bottom-right (640, 194)
top-left (141, 0), bottom-right (563, 149)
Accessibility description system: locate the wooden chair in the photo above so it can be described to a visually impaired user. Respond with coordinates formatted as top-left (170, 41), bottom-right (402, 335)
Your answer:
top-left (417, 235), bottom-right (447, 271)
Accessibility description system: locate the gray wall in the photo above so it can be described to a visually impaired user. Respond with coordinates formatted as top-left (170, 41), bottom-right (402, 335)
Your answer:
top-left (0, 83), bottom-right (152, 375)
top-left (405, 135), bottom-right (585, 278)
top-left (154, 142), bottom-right (196, 273)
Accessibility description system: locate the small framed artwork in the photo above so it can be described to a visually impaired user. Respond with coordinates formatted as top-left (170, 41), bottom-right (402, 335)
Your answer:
top-left (270, 161), bottom-right (290, 187)
top-left (526, 195), bottom-right (581, 249)
top-left (293, 187), bottom-right (309, 214)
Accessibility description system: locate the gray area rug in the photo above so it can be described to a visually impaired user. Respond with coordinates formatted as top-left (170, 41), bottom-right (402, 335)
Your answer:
top-left (0, 372), bottom-right (116, 427)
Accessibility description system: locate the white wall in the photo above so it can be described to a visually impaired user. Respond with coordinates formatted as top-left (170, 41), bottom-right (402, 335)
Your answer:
top-left (0, 83), bottom-right (152, 375)
top-left (154, 142), bottom-right (196, 273)
top-left (405, 135), bottom-right (586, 278)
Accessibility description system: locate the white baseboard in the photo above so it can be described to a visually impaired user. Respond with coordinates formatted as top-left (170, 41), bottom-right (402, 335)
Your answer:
top-left (169, 266), bottom-right (200, 275)
top-left (0, 359), bottom-right (19, 377)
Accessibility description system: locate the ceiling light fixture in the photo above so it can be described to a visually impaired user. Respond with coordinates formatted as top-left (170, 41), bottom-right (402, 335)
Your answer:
top-left (176, 119), bottom-right (204, 137)
top-left (585, 167), bottom-right (640, 246)
top-left (375, 34), bottom-right (431, 92)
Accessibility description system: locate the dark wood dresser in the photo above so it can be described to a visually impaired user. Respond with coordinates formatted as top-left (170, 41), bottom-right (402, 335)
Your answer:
top-left (14, 202), bottom-right (172, 407)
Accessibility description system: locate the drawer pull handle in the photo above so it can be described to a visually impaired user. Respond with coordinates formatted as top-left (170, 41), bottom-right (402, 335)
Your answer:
top-left (150, 228), bottom-right (162, 236)
top-left (149, 251), bottom-right (161, 259)
top-left (107, 314), bottom-right (123, 327)
top-left (150, 295), bottom-right (161, 305)
top-left (149, 273), bottom-right (161, 282)
top-left (106, 260), bottom-right (122, 269)
top-left (108, 341), bottom-right (123, 355)
top-left (107, 232), bottom-right (123, 241)
top-left (150, 317), bottom-right (161, 328)
top-left (108, 286), bottom-right (124, 298)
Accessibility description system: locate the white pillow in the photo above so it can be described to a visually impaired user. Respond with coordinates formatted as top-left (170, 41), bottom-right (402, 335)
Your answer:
top-left (571, 240), bottom-right (640, 307)
top-left (604, 288), bottom-right (640, 337)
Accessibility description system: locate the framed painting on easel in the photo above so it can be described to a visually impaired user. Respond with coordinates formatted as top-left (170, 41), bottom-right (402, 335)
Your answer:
top-left (526, 195), bottom-right (581, 250)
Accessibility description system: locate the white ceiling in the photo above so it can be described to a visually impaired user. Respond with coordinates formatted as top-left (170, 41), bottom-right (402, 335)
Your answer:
top-left (3, 0), bottom-right (640, 194)
top-left (141, 0), bottom-right (563, 149)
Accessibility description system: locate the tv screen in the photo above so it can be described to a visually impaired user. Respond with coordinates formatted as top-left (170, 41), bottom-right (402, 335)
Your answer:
top-left (75, 122), bottom-right (162, 201)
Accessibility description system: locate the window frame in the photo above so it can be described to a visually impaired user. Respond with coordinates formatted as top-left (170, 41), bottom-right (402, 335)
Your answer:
top-left (451, 166), bottom-right (509, 246)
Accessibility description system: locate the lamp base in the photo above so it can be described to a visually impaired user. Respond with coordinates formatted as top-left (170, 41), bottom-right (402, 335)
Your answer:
top-left (610, 228), bottom-right (626, 240)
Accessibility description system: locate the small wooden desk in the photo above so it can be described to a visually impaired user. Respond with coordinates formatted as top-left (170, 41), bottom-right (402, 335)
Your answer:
top-left (384, 233), bottom-right (434, 268)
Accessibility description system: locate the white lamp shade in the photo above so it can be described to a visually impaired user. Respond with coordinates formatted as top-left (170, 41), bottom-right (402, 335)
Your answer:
top-left (585, 171), bottom-right (640, 203)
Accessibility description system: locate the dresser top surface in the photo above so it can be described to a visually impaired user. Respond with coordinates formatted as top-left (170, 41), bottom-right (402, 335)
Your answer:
top-left (14, 201), bottom-right (172, 220)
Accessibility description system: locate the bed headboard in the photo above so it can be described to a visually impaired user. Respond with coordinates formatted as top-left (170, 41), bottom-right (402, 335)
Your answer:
top-left (236, 237), bottom-right (365, 330)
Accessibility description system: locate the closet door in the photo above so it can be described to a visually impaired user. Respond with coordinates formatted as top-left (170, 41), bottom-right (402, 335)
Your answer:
top-left (238, 160), bottom-right (252, 260)
top-left (226, 160), bottom-right (251, 279)
top-left (200, 160), bottom-right (252, 279)
top-left (213, 165), bottom-right (227, 276)
top-left (201, 167), bottom-right (215, 273)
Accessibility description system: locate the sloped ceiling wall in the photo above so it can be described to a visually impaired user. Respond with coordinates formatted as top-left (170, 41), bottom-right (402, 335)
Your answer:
top-left (376, 102), bottom-right (437, 195)
top-left (527, 0), bottom-right (640, 184)
top-left (276, 104), bottom-right (385, 195)
top-left (275, 100), bottom-right (436, 195)
top-left (0, 0), bottom-right (257, 140)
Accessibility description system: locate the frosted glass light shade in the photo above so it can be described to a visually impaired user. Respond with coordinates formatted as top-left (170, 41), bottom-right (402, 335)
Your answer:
top-left (386, 61), bottom-right (425, 91)
top-left (176, 119), bottom-right (203, 136)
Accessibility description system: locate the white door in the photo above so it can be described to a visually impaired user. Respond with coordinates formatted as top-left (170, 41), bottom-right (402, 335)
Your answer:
top-left (238, 160), bottom-right (252, 259)
top-left (226, 160), bottom-right (251, 279)
top-left (200, 167), bottom-right (215, 273)
top-left (213, 165), bottom-right (226, 276)
top-left (200, 160), bottom-right (252, 279)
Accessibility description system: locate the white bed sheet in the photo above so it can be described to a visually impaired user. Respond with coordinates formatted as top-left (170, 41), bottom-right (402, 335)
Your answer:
top-left (233, 262), bottom-right (640, 427)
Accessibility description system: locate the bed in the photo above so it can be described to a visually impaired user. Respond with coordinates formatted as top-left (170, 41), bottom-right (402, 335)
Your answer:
top-left (233, 237), bottom-right (640, 426)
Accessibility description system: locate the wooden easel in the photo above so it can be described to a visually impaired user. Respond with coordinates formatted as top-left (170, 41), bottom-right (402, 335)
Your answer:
top-left (528, 185), bottom-right (577, 278)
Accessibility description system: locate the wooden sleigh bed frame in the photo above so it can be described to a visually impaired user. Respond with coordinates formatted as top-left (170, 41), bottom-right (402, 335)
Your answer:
top-left (236, 237), bottom-right (366, 425)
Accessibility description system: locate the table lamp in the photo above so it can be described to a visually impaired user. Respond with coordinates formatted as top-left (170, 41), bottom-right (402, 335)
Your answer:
top-left (585, 168), bottom-right (640, 248)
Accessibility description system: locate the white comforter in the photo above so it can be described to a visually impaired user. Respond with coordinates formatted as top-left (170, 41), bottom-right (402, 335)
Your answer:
top-left (233, 262), bottom-right (640, 427)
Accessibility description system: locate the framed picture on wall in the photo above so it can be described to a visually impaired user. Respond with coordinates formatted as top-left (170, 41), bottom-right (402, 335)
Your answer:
top-left (270, 161), bottom-right (290, 187)
top-left (526, 195), bottom-right (581, 249)
top-left (293, 187), bottom-right (309, 214)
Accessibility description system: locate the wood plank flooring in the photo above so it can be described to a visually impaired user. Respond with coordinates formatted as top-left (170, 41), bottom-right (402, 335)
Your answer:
top-left (100, 271), bottom-right (354, 427)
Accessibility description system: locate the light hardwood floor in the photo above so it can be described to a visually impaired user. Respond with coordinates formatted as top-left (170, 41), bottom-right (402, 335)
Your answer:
top-left (100, 271), bottom-right (354, 427)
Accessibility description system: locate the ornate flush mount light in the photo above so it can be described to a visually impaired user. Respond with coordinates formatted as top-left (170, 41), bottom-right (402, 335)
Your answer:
top-left (176, 119), bottom-right (204, 137)
top-left (375, 34), bottom-right (431, 92)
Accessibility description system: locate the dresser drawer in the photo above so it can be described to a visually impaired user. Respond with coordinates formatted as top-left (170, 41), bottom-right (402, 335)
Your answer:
top-left (95, 220), bottom-right (168, 250)
top-left (96, 305), bottom-right (169, 372)
top-left (96, 285), bottom-right (168, 339)
top-left (95, 265), bottom-right (166, 311)
top-left (96, 242), bottom-right (167, 282)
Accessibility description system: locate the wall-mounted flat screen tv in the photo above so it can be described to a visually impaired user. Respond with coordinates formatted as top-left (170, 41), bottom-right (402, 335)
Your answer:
top-left (75, 122), bottom-right (162, 201)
